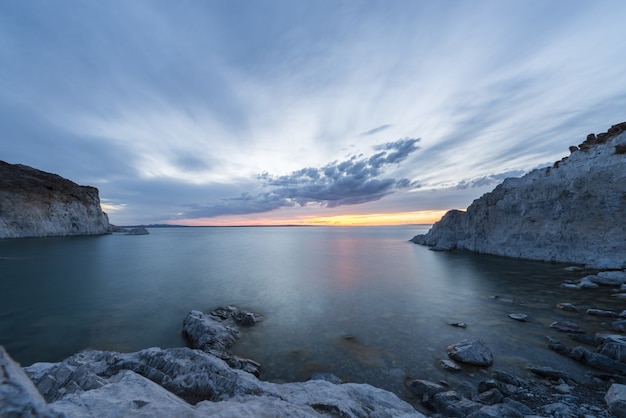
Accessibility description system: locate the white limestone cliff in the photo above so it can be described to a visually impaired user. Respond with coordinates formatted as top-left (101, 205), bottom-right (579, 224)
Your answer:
top-left (0, 161), bottom-right (110, 238)
top-left (412, 122), bottom-right (626, 269)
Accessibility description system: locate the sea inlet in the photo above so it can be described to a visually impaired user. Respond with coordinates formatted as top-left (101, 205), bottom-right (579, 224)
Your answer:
top-left (0, 226), bottom-right (621, 400)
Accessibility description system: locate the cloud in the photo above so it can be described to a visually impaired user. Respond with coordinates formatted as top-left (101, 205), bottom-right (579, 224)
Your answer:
top-left (360, 124), bottom-right (393, 136)
top-left (454, 170), bottom-right (526, 190)
top-left (180, 138), bottom-right (420, 218)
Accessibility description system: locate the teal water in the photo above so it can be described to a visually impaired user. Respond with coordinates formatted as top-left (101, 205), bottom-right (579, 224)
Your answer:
top-left (0, 226), bottom-right (622, 399)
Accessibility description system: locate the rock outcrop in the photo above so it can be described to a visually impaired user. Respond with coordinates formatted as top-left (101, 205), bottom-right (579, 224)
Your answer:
top-left (0, 308), bottom-right (425, 418)
top-left (0, 160), bottom-right (110, 238)
top-left (412, 122), bottom-right (626, 269)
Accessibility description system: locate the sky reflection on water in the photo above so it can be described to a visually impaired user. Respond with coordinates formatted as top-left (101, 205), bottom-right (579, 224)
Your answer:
top-left (0, 226), bottom-right (622, 400)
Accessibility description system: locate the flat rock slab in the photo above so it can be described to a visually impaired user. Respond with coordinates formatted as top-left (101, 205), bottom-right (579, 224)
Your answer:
top-left (446, 338), bottom-right (493, 367)
top-left (550, 320), bottom-right (583, 333)
top-left (508, 313), bottom-right (529, 322)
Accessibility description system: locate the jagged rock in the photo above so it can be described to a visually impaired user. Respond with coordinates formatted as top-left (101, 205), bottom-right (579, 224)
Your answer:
top-left (19, 346), bottom-right (425, 418)
top-left (182, 309), bottom-right (261, 376)
top-left (411, 124), bottom-right (626, 269)
top-left (447, 338), bottom-right (493, 366)
top-left (0, 346), bottom-right (61, 417)
top-left (467, 403), bottom-right (525, 417)
top-left (0, 160), bottom-right (110, 238)
top-left (607, 384), bottom-right (626, 418)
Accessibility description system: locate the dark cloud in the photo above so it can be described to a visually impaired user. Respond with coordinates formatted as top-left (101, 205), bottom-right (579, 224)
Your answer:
top-left (360, 124), bottom-right (393, 136)
top-left (181, 137), bottom-right (420, 218)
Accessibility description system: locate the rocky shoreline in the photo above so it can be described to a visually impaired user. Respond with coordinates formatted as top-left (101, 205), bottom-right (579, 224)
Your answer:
top-left (3, 301), bottom-right (626, 417)
top-left (412, 122), bottom-right (626, 269)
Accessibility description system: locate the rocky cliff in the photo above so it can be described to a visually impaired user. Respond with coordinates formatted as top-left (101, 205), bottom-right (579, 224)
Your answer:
top-left (412, 122), bottom-right (626, 269)
top-left (0, 161), bottom-right (110, 238)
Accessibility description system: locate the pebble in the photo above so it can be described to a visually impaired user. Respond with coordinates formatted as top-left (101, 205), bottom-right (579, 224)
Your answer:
top-left (508, 313), bottom-right (529, 322)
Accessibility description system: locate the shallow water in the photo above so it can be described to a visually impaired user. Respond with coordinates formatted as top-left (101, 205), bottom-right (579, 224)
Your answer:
top-left (0, 226), bottom-right (622, 399)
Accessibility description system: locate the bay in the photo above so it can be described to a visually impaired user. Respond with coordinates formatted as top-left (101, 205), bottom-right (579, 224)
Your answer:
top-left (0, 226), bottom-right (621, 399)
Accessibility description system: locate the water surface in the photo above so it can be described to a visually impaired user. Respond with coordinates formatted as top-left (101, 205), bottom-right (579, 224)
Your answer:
top-left (0, 226), bottom-right (620, 399)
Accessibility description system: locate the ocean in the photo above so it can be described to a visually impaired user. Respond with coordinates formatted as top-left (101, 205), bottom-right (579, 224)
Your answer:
top-left (0, 226), bottom-right (620, 399)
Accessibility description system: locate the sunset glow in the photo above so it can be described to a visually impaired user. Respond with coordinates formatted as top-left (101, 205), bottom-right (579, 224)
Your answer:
top-left (170, 210), bottom-right (448, 227)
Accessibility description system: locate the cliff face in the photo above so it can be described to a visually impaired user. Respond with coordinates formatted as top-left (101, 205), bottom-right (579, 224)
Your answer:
top-left (412, 122), bottom-right (626, 269)
top-left (0, 161), bottom-right (110, 238)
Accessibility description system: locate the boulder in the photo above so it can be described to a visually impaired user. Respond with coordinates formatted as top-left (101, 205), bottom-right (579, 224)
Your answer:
top-left (606, 383), bottom-right (626, 417)
top-left (182, 309), bottom-right (261, 376)
top-left (447, 338), bottom-right (493, 367)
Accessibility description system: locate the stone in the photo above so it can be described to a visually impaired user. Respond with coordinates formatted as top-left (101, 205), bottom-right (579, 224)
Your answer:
top-left (410, 124), bottom-right (626, 269)
top-left (475, 388), bottom-right (504, 405)
top-left (528, 366), bottom-right (573, 382)
top-left (406, 379), bottom-right (447, 399)
top-left (447, 338), bottom-right (494, 366)
top-left (578, 276), bottom-right (600, 289)
top-left (587, 271), bottom-right (626, 286)
top-left (0, 160), bottom-right (110, 238)
top-left (508, 313), bottom-right (529, 322)
top-left (587, 308), bottom-right (619, 318)
top-left (440, 359), bottom-right (462, 372)
top-left (556, 302), bottom-right (579, 312)
top-left (467, 403), bottom-right (525, 417)
top-left (606, 383), bottom-right (626, 417)
top-left (549, 320), bottom-right (583, 333)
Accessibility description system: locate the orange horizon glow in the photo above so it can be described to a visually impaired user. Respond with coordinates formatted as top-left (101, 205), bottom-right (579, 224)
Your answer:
top-left (165, 210), bottom-right (449, 227)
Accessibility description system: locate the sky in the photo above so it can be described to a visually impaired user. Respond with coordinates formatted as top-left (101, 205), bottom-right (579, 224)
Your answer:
top-left (1, 1), bottom-right (626, 226)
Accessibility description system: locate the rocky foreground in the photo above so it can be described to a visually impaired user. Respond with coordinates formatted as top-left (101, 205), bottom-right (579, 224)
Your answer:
top-left (3, 305), bottom-right (626, 417)
top-left (412, 122), bottom-right (626, 269)
top-left (0, 160), bottom-right (110, 238)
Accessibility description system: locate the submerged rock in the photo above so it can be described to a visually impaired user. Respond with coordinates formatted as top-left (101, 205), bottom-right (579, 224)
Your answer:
top-left (550, 320), bottom-right (583, 333)
top-left (411, 123), bottom-right (626, 269)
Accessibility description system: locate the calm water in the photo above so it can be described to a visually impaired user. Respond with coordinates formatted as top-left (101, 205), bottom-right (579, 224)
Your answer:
top-left (0, 226), bottom-right (622, 400)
